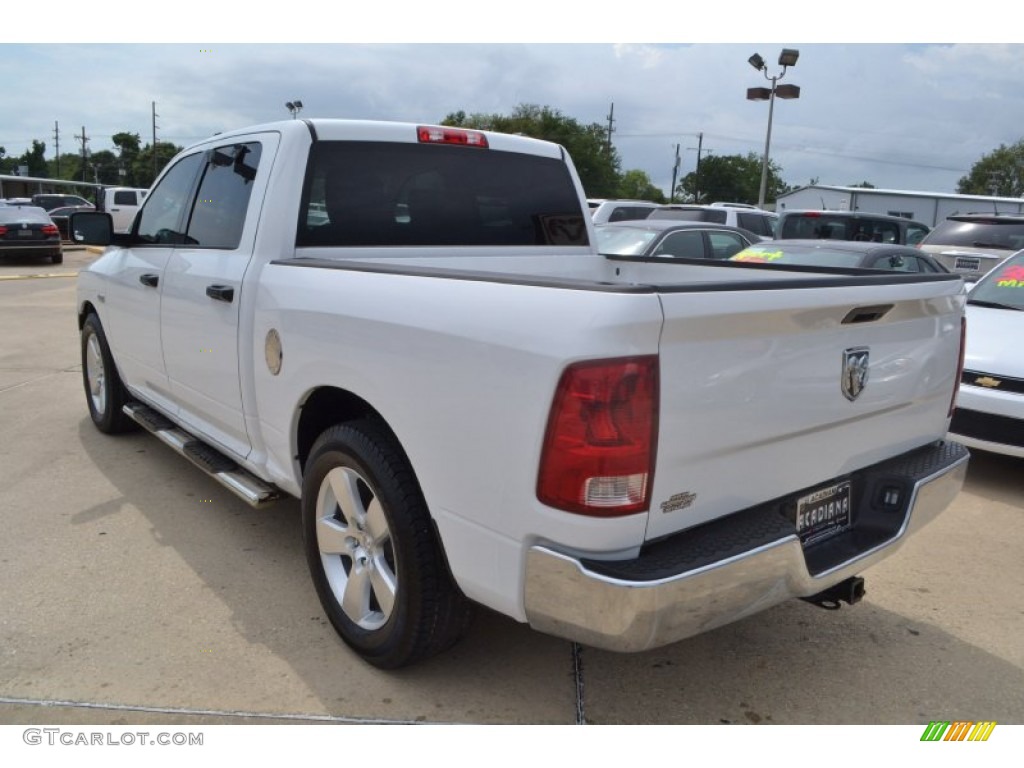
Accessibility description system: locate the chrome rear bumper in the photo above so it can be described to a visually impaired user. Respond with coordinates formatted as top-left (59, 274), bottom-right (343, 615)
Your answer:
top-left (524, 441), bottom-right (969, 652)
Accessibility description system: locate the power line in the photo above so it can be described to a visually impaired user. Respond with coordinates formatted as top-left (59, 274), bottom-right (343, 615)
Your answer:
top-left (615, 130), bottom-right (970, 174)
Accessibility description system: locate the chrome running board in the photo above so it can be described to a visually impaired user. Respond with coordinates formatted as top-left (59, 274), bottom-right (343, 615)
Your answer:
top-left (123, 402), bottom-right (282, 508)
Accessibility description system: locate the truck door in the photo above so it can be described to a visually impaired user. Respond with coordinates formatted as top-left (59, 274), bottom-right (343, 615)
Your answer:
top-left (159, 136), bottom-right (274, 460)
top-left (99, 152), bottom-right (205, 416)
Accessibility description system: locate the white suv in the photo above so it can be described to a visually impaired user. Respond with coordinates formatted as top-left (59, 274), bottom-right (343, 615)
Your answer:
top-left (648, 204), bottom-right (777, 239)
top-left (588, 199), bottom-right (660, 224)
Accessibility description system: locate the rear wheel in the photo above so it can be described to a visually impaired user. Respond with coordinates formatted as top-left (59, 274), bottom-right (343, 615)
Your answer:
top-left (302, 420), bottom-right (473, 668)
top-left (81, 313), bottom-right (135, 434)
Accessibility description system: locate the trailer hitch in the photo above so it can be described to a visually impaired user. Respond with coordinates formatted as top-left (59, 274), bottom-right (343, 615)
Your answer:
top-left (802, 576), bottom-right (866, 611)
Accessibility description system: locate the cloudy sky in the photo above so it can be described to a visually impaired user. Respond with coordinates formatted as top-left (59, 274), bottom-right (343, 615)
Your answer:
top-left (4, 7), bottom-right (1022, 198)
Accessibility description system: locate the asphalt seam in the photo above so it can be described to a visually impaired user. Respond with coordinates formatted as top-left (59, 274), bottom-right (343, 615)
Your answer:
top-left (0, 367), bottom-right (80, 394)
top-left (572, 642), bottom-right (586, 725)
top-left (0, 696), bottom-right (443, 725)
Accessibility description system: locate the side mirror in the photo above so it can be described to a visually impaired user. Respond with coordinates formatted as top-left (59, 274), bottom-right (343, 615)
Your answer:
top-left (69, 211), bottom-right (114, 245)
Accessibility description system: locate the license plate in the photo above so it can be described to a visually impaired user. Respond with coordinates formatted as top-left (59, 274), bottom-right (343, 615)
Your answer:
top-left (17, 229), bottom-right (34, 238)
top-left (796, 481), bottom-right (851, 546)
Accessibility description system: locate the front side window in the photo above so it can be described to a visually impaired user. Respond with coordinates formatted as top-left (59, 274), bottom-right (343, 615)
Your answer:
top-left (298, 141), bottom-right (587, 248)
top-left (135, 153), bottom-right (204, 244)
top-left (185, 142), bottom-right (262, 249)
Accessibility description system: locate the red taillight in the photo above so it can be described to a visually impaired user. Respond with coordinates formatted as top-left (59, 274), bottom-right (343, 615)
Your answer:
top-left (949, 315), bottom-right (967, 418)
top-left (537, 356), bottom-right (659, 516)
top-left (0, 226), bottom-right (7, 236)
top-left (417, 125), bottom-right (489, 148)
top-left (42, 224), bottom-right (59, 235)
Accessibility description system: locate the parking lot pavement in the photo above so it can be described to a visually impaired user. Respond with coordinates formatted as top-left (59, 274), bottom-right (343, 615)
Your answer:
top-left (1, 276), bottom-right (1023, 727)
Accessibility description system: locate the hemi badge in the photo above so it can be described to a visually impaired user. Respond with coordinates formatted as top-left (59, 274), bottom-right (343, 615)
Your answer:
top-left (974, 376), bottom-right (1001, 388)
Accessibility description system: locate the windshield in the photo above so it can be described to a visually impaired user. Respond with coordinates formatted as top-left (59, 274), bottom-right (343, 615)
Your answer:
top-left (968, 252), bottom-right (1024, 310)
top-left (595, 226), bottom-right (659, 255)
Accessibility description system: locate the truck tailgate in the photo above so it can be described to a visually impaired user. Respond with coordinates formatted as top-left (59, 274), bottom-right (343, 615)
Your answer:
top-left (647, 276), bottom-right (965, 542)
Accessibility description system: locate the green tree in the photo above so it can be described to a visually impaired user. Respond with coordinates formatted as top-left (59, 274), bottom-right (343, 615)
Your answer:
top-left (112, 132), bottom-right (142, 186)
top-left (957, 139), bottom-right (1024, 197)
top-left (676, 152), bottom-right (786, 205)
top-left (618, 169), bottom-right (667, 203)
top-left (132, 141), bottom-right (183, 188)
top-left (442, 104), bottom-right (621, 198)
top-left (848, 180), bottom-right (875, 188)
top-left (11, 139), bottom-right (49, 177)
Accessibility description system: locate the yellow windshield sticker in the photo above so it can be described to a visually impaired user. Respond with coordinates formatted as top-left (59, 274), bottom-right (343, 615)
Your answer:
top-left (732, 249), bottom-right (784, 262)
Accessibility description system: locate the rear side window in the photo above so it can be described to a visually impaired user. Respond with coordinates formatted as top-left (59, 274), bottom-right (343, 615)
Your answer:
top-left (608, 206), bottom-right (654, 223)
top-left (925, 219), bottom-right (1024, 251)
top-left (649, 208), bottom-right (727, 224)
top-left (113, 190), bottom-right (138, 206)
top-left (736, 212), bottom-right (775, 237)
top-left (652, 230), bottom-right (705, 259)
top-left (297, 141), bottom-right (587, 247)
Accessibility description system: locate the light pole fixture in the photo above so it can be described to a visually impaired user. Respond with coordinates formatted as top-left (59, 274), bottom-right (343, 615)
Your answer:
top-left (746, 48), bottom-right (800, 209)
top-left (286, 100), bottom-right (304, 119)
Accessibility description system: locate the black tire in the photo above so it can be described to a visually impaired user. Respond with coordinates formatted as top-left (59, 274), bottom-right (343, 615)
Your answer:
top-left (302, 419), bottom-right (473, 668)
top-left (51, 252), bottom-right (64, 264)
top-left (81, 313), bottom-right (136, 434)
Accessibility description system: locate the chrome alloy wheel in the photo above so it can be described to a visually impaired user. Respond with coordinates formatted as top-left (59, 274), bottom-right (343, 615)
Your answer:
top-left (315, 466), bottom-right (397, 631)
top-left (85, 331), bottom-right (107, 416)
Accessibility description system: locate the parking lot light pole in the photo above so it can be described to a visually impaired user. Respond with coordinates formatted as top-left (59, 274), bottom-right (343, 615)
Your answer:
top-left (746, 48), bottom-right (801, 209)
top-left (286, 100), bottom-right (304, 119)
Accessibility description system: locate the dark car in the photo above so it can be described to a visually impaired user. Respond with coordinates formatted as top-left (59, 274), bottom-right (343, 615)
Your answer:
top-left (0, 206), bottom-right (63, 264)
top-left (47, 205), bottom-right (95, 241)
top-left (776, 210), bottom-right (930, 246)
top-left (729, 239), bottom-right (949, 273)
top-left (916, 213), bottom-right (1024, 280)
top-left (31, 193), bottom-right (94, 212)
top-left (595, 219), bottom-right (762, 261)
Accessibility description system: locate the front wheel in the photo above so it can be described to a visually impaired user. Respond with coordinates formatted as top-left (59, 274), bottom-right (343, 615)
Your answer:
top-left (81, 313), bottom-right (135, 434)
top-left (302, 420), bottom-right (472, 668)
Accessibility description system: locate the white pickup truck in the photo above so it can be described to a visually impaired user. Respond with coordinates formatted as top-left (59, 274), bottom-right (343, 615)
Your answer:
top-left (71, 119), bottom-right (969, 669)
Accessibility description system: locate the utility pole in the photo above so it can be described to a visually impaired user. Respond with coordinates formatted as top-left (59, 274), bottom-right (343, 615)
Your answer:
top-left (152, 101), bottom-right (159, 183)
top-left (605, 102), bottom-right (615, 155)
top-left (688, 132), bottom-right (707, 203)
top-left (75, 126), bottom-right (89, 183)
top-left (670, 144), bottom-right (681, 203)
top-left (53, 121), bottom-right (60, 178)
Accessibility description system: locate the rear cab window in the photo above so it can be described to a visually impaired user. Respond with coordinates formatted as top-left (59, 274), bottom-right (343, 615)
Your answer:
top-left (297, 141), bottom-right (588, 247)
